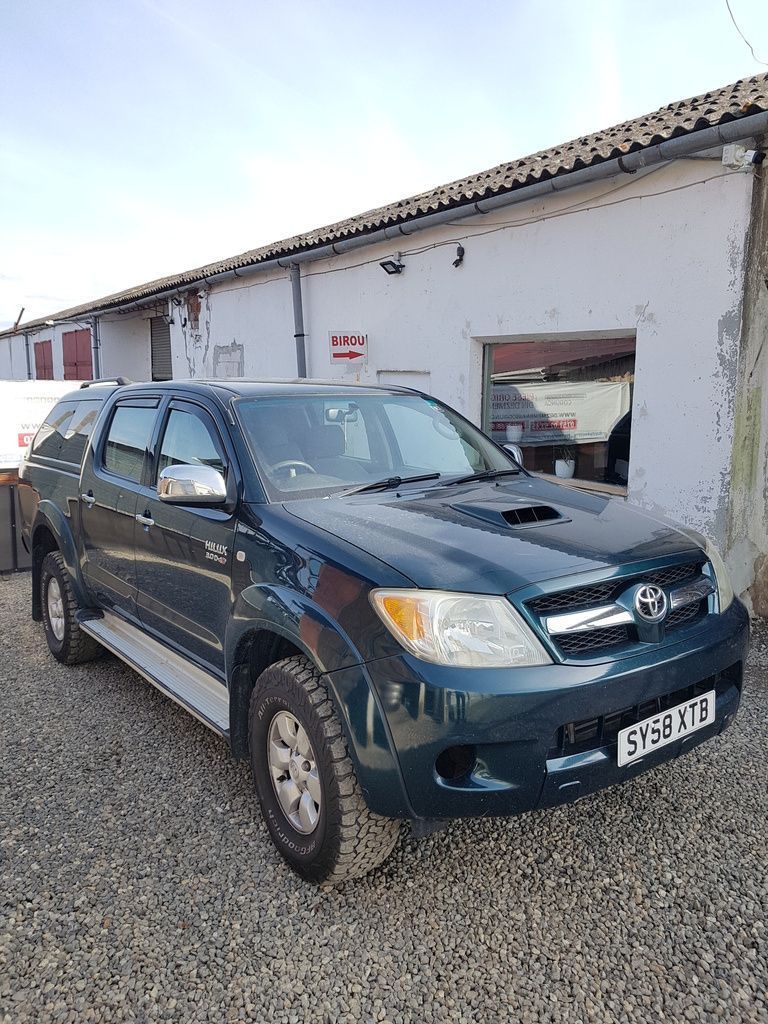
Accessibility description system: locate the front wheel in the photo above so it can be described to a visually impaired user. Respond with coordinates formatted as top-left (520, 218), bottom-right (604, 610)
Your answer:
top-left (249, 655), bottom-right (401, 884)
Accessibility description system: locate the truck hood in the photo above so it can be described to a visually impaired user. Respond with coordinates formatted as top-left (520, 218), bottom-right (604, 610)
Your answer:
top-left (282, 476), bottom-right (701, 593)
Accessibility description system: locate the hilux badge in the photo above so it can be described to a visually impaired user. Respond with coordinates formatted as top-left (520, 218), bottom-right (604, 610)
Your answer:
top-left (204, 540), bottom-right (228, 565)
top-left (634, 584), bottom-right (667, 623)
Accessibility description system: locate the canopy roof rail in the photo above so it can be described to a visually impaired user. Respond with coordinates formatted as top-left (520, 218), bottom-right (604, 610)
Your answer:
top-left (79, 377), bottom-right (132, 388)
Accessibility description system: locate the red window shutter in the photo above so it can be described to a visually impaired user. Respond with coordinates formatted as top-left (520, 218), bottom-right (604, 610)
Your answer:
top-left (63, 332), bottom-right (76, 380)
top-left (62, 329), bottom-right (92, 381)
top-left (34, 340), bottom-right (53, 380)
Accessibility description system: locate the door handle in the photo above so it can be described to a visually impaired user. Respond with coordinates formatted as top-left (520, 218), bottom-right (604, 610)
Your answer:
top-left (135, 512), bottom-right (154, 528)
top-left (81, 492), bottom-right (96, 507)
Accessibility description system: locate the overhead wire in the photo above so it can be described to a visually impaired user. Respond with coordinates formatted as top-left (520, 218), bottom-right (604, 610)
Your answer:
top-left (724, 0), bottom-right (768, 65)
top-left (302, 167), bottom-right (743, 279)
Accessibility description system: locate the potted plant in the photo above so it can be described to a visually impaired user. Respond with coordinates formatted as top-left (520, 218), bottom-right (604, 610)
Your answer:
top-left (554, 445), bottom-right (576, 479)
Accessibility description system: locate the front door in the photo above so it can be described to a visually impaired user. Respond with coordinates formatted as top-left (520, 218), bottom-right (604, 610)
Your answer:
top-left (80, 399), bottom-right (160, 619)
top-left (134, 399), bottom-right (236, 674)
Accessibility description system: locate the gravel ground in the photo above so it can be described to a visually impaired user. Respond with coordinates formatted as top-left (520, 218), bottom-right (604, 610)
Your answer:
top-left (1, 571), bottom-right (767, 1024)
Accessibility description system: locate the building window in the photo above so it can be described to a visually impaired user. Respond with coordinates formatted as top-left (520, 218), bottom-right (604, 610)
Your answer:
top-left (62, 329), bottom-right (93, 381)
top-left (34, 339), bottom-right (54, 379)
top-left (485, 336), bottom-right (635, 490)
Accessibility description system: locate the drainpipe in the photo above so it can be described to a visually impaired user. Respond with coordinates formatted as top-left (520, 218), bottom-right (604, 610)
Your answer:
top-left (24, 332), bottom-right (32, 379)
top-left (289, 264), bottom-right (307, 378)
top-left (91, 316), bottom-right (102, 378)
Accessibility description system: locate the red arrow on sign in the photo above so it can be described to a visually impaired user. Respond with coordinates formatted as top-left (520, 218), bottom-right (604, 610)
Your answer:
top-left (332, 351), bottom-right (364, 360)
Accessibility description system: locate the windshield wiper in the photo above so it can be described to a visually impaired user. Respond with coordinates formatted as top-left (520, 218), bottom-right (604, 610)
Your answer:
top-left (444, 468), bottom-right (521, 486)
top-left (336, 472), bottom-right (441, 497)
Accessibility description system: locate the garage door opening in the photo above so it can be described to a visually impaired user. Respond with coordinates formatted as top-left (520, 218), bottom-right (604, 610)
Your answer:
top-left (150, 316), bottom-right (172, 381)
top-left (485, 335), bottom-right (635, 491)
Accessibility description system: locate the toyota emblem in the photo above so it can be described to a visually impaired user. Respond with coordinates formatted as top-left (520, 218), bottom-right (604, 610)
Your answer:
top-left (634, 584), bottom-right (668, 623)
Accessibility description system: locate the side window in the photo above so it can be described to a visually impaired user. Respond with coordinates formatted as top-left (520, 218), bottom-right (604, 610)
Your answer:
top-left (57, 401), bottom-right (103, 465)
top-left (32, 402), bottom-right (77, 460)
top-left (157, 407), bottom-right (226, 480)
top-left (104, 405), bottom-right (157, 482)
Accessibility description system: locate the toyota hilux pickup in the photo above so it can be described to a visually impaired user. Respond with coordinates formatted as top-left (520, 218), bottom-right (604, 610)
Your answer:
top-left (19, 378), bottom-right (749, 883)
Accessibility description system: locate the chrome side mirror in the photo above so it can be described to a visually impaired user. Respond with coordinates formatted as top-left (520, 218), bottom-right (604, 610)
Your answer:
top-left (158, 464), bottom-right (227, 505)
top-left (502, 442), bottom-right (524, 467)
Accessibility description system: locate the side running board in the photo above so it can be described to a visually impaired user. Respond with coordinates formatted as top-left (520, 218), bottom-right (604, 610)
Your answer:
top-left (78, 611), bottom-right (230, 736)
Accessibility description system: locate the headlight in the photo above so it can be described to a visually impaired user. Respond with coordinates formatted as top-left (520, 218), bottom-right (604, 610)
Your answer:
top-left (702, 538), bottom-right (734, 612)
top-left (370, 589), bottom-right (552, 668)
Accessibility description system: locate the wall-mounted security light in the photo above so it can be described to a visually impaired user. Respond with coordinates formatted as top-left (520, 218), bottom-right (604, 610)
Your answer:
top-left (452, 245), bottom-right (465, 269)
top-left (44, 320), bottom-right (55, 326)
top-left (380, 258), bottom-right (405, 276)
top-left (722, 144), bottom-right (766, 170)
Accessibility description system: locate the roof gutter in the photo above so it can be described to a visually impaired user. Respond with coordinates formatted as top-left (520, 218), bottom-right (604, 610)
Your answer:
top-left (10, 110), bottom-right (768, 330)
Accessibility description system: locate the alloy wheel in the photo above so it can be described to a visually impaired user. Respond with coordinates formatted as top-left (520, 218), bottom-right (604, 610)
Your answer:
top-left (47, 576), bottom-right (66, 642)
top-left (267, 711), bottom-right (322, 834)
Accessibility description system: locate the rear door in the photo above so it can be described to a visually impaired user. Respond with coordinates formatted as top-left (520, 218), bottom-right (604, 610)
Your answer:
top-left (80, 398), bottom-right (160, 619)
top-left (133, 399), bottom-right (237, 673)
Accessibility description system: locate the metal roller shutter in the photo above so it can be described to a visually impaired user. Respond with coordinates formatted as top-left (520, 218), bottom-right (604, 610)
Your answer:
top-left (150, 316), bottom-right (173, 381)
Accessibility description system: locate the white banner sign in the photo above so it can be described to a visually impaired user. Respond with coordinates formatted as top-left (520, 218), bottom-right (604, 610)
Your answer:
top-left (0, 380), bottom-right (73, 469)
top-left (491, 381), bottom-right (630, 446)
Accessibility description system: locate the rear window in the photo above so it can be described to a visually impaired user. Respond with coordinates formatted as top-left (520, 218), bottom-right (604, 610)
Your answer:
top-left (31, 400), bottom-right (103, 465)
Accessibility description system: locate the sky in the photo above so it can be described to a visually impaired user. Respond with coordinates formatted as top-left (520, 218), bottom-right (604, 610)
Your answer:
top-left (1, 0), bottom-right (767, 329)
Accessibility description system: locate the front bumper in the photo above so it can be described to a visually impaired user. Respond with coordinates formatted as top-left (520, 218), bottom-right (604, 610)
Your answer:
top-left (359, 600), bottom-right (749, 819)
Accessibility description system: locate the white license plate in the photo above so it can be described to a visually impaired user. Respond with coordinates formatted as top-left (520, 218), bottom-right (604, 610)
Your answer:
top-left (617, 689), bottom-right (716, 767)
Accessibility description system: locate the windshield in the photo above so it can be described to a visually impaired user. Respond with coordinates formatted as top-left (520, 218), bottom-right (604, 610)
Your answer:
top-left (235, 392), bottom-right (518, 500)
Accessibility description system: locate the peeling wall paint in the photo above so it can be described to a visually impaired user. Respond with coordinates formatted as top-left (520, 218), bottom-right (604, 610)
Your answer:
top-left (213, 340), bottom-right (244, 377)
top-left (725, 137), bottom-right (768, 607)
top-left (179, 290), bottom-right (211, 377)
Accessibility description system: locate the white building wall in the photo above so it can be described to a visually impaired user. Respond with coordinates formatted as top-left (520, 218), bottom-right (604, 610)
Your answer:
top-left (0, 334), bottom-right (29, 379)
top-left (189, 159), bottom-right (751, 555)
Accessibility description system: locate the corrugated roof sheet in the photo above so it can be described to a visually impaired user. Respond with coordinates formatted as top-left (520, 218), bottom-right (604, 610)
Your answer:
top-left (7, 72), bottom-right (768, 334)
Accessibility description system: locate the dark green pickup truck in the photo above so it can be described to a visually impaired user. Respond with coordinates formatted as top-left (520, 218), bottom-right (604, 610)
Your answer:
top-left (19, 378), bottom-right (749, 883)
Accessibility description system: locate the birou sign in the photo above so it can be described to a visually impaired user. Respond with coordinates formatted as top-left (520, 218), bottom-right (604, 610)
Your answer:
top-left (329, 331), bottom-right (368, 368)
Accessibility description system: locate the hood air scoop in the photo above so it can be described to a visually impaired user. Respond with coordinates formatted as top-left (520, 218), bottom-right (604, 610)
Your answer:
top-left (451, 500), bottom-right (568, 530)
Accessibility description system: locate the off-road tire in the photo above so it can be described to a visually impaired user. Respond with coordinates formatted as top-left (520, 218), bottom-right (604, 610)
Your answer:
top-left (249, 655), bottom-right (401, 884)
top-left (40, 551), bottom-right (102, 665)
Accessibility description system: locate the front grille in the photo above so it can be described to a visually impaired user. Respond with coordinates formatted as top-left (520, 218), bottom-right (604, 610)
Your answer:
top-left (667, 599), bottom-right (706, 629)
top-left (556, 625), bottom-right (632, 655)
top-left (529, 560), bottom-right (702, 616)
top-left (547, 666), bottom-right (741, 760)
top-left (551, 595), bottom-right (708, 659)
